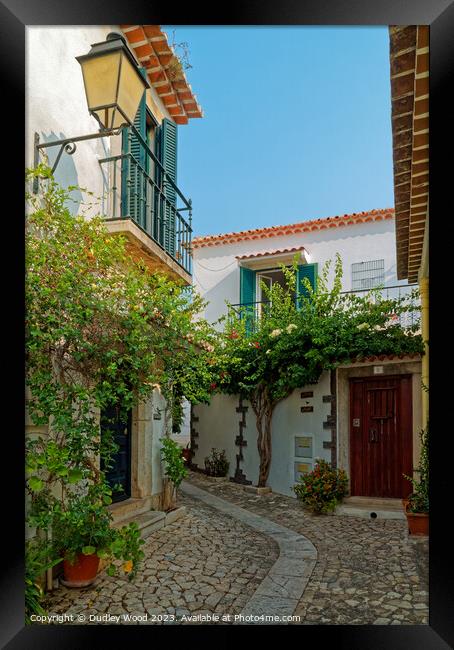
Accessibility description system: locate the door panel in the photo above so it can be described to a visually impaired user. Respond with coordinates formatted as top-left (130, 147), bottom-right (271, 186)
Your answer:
top-left (100, 404), bottom-right (132, 503)
top-left (349, 375), bottom-right (412, 498)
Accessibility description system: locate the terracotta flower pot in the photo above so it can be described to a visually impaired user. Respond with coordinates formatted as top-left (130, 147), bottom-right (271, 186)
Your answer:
top-left (61, 552), bottom-right (100, 588)
top-left (404, 509), bottom-right (429, 536)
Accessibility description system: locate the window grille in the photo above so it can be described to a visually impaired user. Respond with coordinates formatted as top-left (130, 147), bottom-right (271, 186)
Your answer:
top-left (351, 259), bottom-right (385, 290)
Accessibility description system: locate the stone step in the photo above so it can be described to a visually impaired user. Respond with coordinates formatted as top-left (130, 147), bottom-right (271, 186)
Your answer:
top-left (108, 497), bottom-right (152, 525)
top-left (344, 496), bottom-right (404, 508)
top-left (335, 503), bottom-right (406, 521)
top-left (112, 506), bottom-right (187, 540)
top-left (113, 510), bottom-right (166, 539)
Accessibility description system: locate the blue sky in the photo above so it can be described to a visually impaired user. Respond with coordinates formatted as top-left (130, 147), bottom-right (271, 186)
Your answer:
top-left (165, 26), bottom-right (394, 238)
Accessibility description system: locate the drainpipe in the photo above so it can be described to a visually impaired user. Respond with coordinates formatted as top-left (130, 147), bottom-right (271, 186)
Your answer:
top-left (419, 276), bottom-right (429, 427)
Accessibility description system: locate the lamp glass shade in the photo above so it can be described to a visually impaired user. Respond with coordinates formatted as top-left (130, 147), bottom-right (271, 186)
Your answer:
top-left (78, 49), bottom-right (146, 130)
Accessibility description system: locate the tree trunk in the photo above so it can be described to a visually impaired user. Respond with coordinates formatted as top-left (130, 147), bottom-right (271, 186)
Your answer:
top-left (257, 408), bottom-right (273, 486)
top-left (250, 385), bottom-right (276, 488)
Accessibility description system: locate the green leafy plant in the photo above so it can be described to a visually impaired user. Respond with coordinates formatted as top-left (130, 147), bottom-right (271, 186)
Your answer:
top-left (204, 448), bottom-right (229, 477)
top-left (25, 539), bottom-right (62, 624)
top-left (160, 437), bottom-right (188, 489)
top-left (25, 167), bottom-right (217, 592)
top-left (403, 424), bottom-right (429, 514)
top-left (293, 459), bottom-right (348, 514)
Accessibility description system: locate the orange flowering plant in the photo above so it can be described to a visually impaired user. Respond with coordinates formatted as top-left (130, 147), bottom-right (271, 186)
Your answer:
top-left (293, 459), bottom-right (348, 514)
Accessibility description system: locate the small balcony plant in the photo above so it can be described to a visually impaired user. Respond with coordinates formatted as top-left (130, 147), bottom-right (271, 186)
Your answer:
top-left (403, 424), bottom-right (429, 535)
top-left (293, 459), bottom-right (348, 514)
top-left (204, 448), bottom-right (230, 478)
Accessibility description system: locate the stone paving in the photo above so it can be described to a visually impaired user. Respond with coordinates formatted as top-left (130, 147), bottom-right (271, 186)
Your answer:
top-left (42, 471), bottom-right (429, 626)
top-left (42, 489), bottom-right (279, 625)
top-left (186, 472), bottom-right (429, 625)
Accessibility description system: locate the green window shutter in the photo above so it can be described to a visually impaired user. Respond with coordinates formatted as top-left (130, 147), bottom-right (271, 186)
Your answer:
top-left (153, 123), bottom-right (162, 243)
top-left (161, 118), bottom-right (178, 256)
top-left (121, 70), bottom-right (147, 227)
top-left (240, 267), bottom-right (256, 304)
top-left (240, 267), bottom-right (256, 334)
top-left (297, 263), bottom-right (318, 307)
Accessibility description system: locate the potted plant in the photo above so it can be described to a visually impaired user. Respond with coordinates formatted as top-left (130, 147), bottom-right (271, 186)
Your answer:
top-left (403, 424), bottom-right (429, 536)
top-left (204, 448), bottom-right (229, 478)
top-left (182, 443), bottom-right (192, 463)
top-left (293, 458), bottom-right (348, 514)
top-left (51, 489), bottom-right (145, 587)
top-left (160, 437), bottom-right (188, 512)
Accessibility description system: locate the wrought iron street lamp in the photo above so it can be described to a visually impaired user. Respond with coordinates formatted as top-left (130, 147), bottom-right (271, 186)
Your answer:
top-left (76, 32), bottom-right (149, 131)
top-left (33, 32), bottom-right (150, 190)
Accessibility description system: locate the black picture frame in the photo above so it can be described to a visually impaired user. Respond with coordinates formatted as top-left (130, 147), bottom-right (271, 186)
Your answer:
top-left (1, 0), bottom-right (452, 647)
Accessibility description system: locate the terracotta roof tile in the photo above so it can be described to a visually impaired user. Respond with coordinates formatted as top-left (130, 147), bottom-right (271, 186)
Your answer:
top-left (193, 209), bottom-right (394, 249)
top-left (347, 353), bottom-right (421, 364)
top-left (121, 25), bottom-right (203, 125)
top-left (236, 246), bottom-right (307, 260)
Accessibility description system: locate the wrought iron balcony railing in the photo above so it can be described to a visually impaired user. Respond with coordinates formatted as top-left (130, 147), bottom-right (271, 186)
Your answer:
top-left (230, 284), bottom-right (420, 330)
top-left (98, 129), bottom-right (192, 276)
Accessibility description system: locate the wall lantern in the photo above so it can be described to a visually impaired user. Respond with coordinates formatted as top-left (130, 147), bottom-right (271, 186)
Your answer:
top-left (33, 32), bottom-right (150, 191)
top-left (76, 32), bottom-right (150, 131)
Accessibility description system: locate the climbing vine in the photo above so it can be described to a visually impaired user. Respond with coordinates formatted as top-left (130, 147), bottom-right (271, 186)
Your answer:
top-left (25, 167), bottom-right (216, 614)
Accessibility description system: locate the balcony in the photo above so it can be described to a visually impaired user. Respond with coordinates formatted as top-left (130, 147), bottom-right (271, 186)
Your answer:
top-left (230, 284), bottom-right (420, 331)
top-left (98, 136), bottom-right (193, 285)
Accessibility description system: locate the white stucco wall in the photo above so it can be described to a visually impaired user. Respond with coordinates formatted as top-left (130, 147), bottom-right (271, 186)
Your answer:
top-left (193, 218), bottom-right (409, 327)
top-left (192, 373), bottom-right (332, 497)
top-left (26, 26), bottom-right (172, 217)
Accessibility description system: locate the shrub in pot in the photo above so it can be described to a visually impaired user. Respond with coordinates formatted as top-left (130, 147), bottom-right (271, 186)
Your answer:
top-left (204, 448), bottom-right (229, 478)
top-left (51, 488), bottom-right (145, 587)
top-left (403, 424), bottom-right (429, 536)
top-left (293, 458), bottom-right (348, 514)
top-left (160, 437), bottom-right (188, 512)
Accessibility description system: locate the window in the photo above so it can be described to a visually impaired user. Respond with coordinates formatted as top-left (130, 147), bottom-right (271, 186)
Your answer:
top-left (351, 259), bottom-right (385, 290)
top-left (256, 268), bottom-right (292, 302)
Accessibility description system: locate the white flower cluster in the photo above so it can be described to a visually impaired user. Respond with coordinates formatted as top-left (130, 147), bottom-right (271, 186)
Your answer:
top-left (269, 324), bottom-right (297, 338)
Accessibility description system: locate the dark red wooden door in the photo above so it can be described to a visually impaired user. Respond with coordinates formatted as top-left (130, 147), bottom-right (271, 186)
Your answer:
top-left (349, 375), bottom-right (413, 498)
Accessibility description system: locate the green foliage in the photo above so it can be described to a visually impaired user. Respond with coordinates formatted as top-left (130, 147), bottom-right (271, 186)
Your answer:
top-left (212, 255), bottom-right (423, 486)
top-left (25, 539), bottom-right (62, 624)
top-left (160, 437), bottom-right (188, 488)
top-left (404, 424), bottom-right (429, 513)
top-left (293, 459), bottom-right (348, 514)
top-left (216, 255), bottom-right (423, 404)
top-left (25, 166), bottom-right (216, 584)
top-left (204, 448), bottom-right (229, 477)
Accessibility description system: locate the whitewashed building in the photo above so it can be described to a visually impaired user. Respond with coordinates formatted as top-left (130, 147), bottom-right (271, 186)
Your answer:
top-left (190, 210), bottom-right (423, 502)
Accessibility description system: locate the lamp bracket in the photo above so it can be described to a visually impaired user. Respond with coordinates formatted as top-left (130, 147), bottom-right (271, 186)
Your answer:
top-left (33, 128), bottom-right (123, 193)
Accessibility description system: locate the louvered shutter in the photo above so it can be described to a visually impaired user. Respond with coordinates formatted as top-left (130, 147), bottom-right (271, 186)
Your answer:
top-left (121, 69), bottom-right (147, 227)
top-left (297, 263), bottom-right (318, 308)
top-left (161, 118), bottom-right (178, 256)
top-left (240, 267), bottom-right (256, 333)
